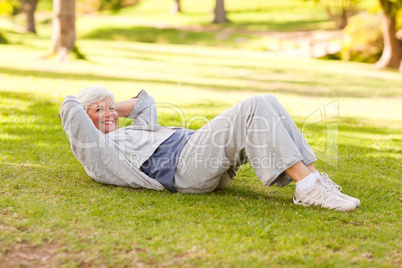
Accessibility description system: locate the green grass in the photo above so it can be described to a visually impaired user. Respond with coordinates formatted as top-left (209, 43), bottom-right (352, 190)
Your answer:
top-left (0, 31), bottom-right (8, 44)
top-left (1, 1), bottom-right (402, 267)
top-left (77, 0), bottom-right (334, 51)
top-left (3, 0), bottom-right (382, 52)
top-left (1, 0), bottom-right (337, 52)
top-left (112, 0), bottom-right (334, 31)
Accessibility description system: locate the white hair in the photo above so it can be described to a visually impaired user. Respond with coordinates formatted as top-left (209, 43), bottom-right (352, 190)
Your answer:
top-left (75, 86), bottom-right (115, 111)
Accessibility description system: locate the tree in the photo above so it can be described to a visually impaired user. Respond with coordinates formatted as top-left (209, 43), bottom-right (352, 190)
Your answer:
top-left (375, 0), bottom-right (402, 71)
top-left (325, 0), bottom-right (361, 29)
top-left (0, 0), bottom-right (38, 34)
top-left (302, 0), bottom-right (360, 29)
top-left (75, 0), bottom-right (139, 13)
top-left (20, 0), bottom-right (39, 33)
top-left (171, 0), bottom-right (181, 14)
top-left (0, 0), bottom-right (21, 15)
top-left (212, 0), bottom-right (228, 24)
top-left (51, 0), bottom-right (76, 61)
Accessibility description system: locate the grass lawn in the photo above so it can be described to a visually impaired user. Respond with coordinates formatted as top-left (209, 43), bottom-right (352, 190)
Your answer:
top-left (112, 0), bottom-right (334, 31)
top-left (76, 0), bottom-right (333, 52)
top-left (1, 1), bottom-right (402, 267)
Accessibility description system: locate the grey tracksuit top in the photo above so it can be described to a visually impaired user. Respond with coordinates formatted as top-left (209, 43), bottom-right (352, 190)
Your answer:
top-left (60, 90), bottom-right (173, 191)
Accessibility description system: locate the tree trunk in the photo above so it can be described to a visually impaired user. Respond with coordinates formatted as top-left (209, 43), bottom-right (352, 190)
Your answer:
top-left (21, 0), bottom-right (39, 33)
top-left (325, 5), bottom-right (349, 30)
top-left (338, 8), bottom-right (348, 29)
top-left (212, 0), bottom-right (228, 24)
top-left (171, 0), bottom-right (181, 14)
top-left (51, 0), bottom-right (76, 61)
top-left (375, 1), bottom-right (402, 71)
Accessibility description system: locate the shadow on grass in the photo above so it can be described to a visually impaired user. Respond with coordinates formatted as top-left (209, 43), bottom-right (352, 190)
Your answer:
top-left (293, 115), bottom-right (402, 136)
top-left (1, 90), bottom-right (401, 210)
top-left (2, 66), bottom-right (397, 98)
top-left (0, 66), bottom-right (254, 93)
top-left (224, 19), bottom-right (331, 32)
top-left (0, 31), bottom-right (9, 44)
top-left (82, 26), bottom-right (258, 48)
top-left (0, 91), bottom-right (68, 164)
top-left (339, 117), bottom-right (402, 136)
top-left (104, 176), bottom-right (294, 209)
top-left (292, 115), bottom-right (402, 159)
top-left (0, 91), bottom-right (58, 118)
top-left (0, 66), bottom-right (324, 96)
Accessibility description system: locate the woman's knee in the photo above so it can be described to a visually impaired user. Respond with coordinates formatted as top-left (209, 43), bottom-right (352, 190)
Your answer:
top-left (246, 94), bottom-right (278, 105)
top-left (243, 95), bottom-right (268, 106)
top-left (262, 94), bottom-right (279, 104)
top-left (243, 95), bottom-right (278, 112)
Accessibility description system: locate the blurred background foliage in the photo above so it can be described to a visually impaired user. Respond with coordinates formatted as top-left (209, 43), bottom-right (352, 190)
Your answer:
top-left (342, 12), bottom-right (384, 63)
top-left (0, 30), bottom-right (8, 43)
top-left (302, 0), bottom-right (363, 29)
top-left (0, 0), bottom-right (401, 69)
top-left (0, 0), bottom-right (21, 15)
top-left (0, 0), bottom-right (140, 14)
top-left (77, 0), bottom-right (140, 13)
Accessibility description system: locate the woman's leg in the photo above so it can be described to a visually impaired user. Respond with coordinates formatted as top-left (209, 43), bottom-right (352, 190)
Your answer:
top-left (306, 163), bottom-right (318, 173)
top-left (285, 161), bottom-right (311, 182)
top-left (260, 94), bottom-right (317, 167)
top-left (175, 94), bottom-right (313, 192)
top-left (174, 94), bottom-right (357, 211)
top-left (288, 157), bottom-right (360, 208)
top-left (284, 161), bottom-right (356, 211)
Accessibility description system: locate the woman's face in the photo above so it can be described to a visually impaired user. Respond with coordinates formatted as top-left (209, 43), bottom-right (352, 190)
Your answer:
top-left (86, 96), bottom-right (118, 134)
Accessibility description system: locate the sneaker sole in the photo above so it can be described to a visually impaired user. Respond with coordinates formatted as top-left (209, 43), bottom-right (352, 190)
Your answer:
top-left (294, 197), bottom-right (356, 212)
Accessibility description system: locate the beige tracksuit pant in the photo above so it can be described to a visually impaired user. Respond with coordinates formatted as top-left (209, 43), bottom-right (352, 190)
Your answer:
top-left (174, 94), bottom-right (317, 193)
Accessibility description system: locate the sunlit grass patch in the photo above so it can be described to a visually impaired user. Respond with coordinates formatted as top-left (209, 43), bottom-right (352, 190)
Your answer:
top-left (113, 0), bottom-right (334, 31)
top-left (83, 25), bottom-right (264, 50)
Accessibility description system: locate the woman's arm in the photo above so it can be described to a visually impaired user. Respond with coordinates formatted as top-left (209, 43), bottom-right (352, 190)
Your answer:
top-left (115, 98), bottom-right (137, 118)
top-left (126, 90), bottom-right (158, 126)
top-left (60, 95), bottom-right (164, 190)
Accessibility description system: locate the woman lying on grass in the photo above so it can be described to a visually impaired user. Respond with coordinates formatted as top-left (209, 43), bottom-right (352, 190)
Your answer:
top-left (60, 86), bottom-right (360, 212)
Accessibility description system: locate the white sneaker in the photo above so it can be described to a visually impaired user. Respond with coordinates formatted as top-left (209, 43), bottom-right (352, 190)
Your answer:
top-left (320, 173), bottom-right (361, 207)
top-left (293, 177), bottom-right (356, 212)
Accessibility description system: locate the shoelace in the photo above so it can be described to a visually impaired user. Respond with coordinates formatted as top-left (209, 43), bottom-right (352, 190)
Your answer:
top-left (316, 177), bottom-right (338, 206)
top-left (320, 173), bottom-right (342, 193)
